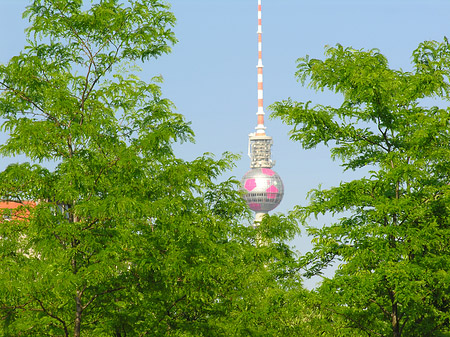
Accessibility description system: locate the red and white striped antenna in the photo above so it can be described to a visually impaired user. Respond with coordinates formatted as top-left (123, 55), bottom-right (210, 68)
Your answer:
top-left (255, 0), bottom-right (266, 135)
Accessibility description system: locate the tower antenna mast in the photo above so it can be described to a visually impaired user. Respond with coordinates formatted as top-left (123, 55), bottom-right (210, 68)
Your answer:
top-left (241, 0), bottom-right (284, 224)
top-left (255, 0), bottom-right (265, 136)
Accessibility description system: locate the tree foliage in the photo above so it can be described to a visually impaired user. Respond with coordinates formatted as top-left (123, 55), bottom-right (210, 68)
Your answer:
top-left (0, 1), bottom-right (300, 336)
top-left (272, 41), bottom-right (450, 336)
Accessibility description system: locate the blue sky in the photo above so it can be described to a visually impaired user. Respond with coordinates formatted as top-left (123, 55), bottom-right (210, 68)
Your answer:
top-left (1, 0), bottom-right (450, 287)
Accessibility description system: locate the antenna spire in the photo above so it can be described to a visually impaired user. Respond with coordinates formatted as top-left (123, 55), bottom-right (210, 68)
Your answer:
top-left (256, 0), bottom-right (265, 135)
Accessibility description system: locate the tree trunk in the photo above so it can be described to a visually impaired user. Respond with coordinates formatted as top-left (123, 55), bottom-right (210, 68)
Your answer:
top-left (72, 250), bottom-right (82, 337)
top-left (74, 290), bottom-right (82, 337)
top-left (70, 209), bottom-right (83, 337)
top-left (391, 295), bottom-right (401, 337)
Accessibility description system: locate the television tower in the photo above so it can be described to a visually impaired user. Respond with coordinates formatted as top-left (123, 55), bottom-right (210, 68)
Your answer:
top-left (241, 0), bottom-right (284, 224)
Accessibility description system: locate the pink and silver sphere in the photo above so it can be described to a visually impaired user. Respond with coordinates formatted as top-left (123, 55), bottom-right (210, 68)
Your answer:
top-left (240, 168), bottom-right (284, 212)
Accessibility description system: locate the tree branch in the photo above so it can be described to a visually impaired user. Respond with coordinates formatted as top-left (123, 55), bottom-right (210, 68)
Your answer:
top-left (355, 130), bottom-right (389, 152)
top-left (322, 305), bottom-right (385, 337)
top-left (34, 297), bottom-right (69, 337)
top-left (0, 81), bottom-right (44, 113)
top-left (0, 299), bottom-right (33, 320)
top-left (159, 295), bottom-right (187, 323)
top-left (369, 298), bottom-right (391, 321)
top-left (82, 286), bottom-right (126, 311)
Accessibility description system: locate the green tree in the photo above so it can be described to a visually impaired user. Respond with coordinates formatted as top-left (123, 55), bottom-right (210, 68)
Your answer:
top-left (271, 42), bottom-right (450, 336)
top-left (0, 1), bottom-right (300, 336)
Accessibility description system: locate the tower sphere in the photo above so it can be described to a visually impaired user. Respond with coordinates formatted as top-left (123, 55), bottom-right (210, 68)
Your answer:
top-left (240, 168), bottom-right (284, 213)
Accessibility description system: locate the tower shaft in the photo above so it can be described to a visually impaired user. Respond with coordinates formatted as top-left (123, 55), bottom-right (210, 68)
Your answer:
top-left (249, 0), bottom-right (273, 169)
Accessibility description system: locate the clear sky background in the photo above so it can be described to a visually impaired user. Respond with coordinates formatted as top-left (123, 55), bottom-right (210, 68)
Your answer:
top-left (1, 0), bottom-right (450, 288)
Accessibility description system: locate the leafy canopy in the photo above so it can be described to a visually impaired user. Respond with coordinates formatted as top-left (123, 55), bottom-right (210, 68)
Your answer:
top-left (271, 41), bottom-right (450, 336)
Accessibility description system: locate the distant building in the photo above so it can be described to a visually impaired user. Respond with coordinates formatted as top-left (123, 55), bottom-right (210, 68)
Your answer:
top-left (0, 201), bottom-right (34, 221)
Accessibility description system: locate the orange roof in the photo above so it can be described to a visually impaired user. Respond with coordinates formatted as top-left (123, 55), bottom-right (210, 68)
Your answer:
top-left (0, 201), bottom-right (35, 221)
top-left (0, 201), bottom-right (35, 209)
